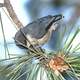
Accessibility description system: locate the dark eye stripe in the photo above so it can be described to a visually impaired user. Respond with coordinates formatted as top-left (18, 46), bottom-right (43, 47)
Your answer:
top-left (45, 14), bottom-right (63, 31)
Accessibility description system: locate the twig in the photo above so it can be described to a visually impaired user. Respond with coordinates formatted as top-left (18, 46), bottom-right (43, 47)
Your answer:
top-left (4, 0), bottom-right (23, 29)
top-left (0, 12), bottom-right (10, 58)
top-left (2, 8), bottom-right (18, 30)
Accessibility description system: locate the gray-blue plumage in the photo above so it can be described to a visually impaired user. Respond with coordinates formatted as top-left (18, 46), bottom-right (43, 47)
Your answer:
top-left (14, 14), bottom-right (63, 47)
top-left (21, 15), bottom-right (53, 39)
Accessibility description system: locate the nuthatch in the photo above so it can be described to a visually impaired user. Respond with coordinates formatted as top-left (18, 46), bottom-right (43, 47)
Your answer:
top-left (14, 14), bottom-right (63, 48)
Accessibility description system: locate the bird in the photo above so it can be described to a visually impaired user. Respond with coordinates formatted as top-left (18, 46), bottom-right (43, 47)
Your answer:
top-left (14, 14), bottom-right (63, 48)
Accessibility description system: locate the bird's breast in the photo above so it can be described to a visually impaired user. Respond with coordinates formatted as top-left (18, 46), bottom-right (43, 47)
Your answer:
top-left (37, 31), bottom-right (51, 45)
top-left (26, 30), bottom-right (52, 47)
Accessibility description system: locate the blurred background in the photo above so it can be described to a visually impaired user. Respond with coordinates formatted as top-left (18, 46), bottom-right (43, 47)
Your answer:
top-left (0, 0), bottom-right (80, 59)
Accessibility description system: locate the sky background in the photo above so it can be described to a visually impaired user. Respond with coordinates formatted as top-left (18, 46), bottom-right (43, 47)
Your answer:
top-left (0, 0), bottom-right (80, 59)
top-left (0, 0), bottom-right (80, 80)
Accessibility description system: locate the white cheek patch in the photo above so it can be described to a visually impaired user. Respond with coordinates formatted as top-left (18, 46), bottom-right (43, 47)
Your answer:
top-left (51, 23), bottom-right (58, 31)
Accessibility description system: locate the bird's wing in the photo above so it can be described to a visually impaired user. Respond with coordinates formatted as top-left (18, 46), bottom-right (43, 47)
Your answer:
top-left (21, 15), bottom-right (53, 39)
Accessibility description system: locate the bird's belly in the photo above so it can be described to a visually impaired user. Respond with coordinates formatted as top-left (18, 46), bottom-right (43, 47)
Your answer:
top-left (26, 31), bottom-right (51, 47)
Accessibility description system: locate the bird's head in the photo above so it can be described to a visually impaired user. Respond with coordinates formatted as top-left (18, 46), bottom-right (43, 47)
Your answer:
top-left (46, 14), bottom-right (64, 32)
